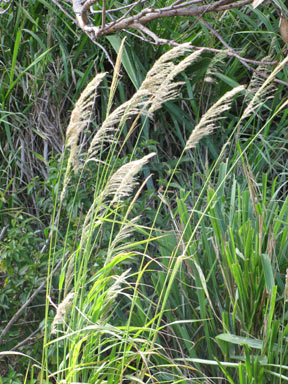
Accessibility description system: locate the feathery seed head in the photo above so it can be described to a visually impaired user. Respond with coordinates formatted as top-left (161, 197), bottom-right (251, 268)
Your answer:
top-left (82, 154), bottom-right (155, 239)
top-left (104, 153), bottom-right (156, 204)
top-left (61, 73), bottom-right (106, 201)
top-left (106, 217), bottom-right (139, 263)
top-left (242, 55), bottom-right (288, 121)
top-left (205, 53), bottom-right (227, 83)
top-left (241, 56), bottom-right (275, 120)
top-left (185, 85), bottom-right (245, 150)
top-left (51, 291), bottom-right (75, 334)
top-left (145, 49), bottom-right (203, 113)
top-left (88, 44), bottom-right (203, 159)
top-left (66, 73), bottom-right (106, 148)
top-left (88, 89), bottom-right (151, 158)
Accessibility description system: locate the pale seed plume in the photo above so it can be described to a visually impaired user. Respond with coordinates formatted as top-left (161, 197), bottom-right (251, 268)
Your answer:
top-left (64, 254), bottom-right (75, 297)
top-left (99, 269), bottom-right (131, 322)
top-left (61, 73), bottom-right (106, 201)
top-left (104, 153), bottom-right (156, 204)
top-left (82, 154), bottom-right (155, 241)
top-left (204, 53), bottom-right (227, 83)
top-left (241, 55), bottom-right (276, 121)
top-left (88, 44), bottom-right (203, 159)
top-left (66, 73), bottom-right (106, 170)
top-left (51, 291), bottom-right (75, 334)
top-left (241, 55), bottom-right (288, 122)
top-left (88, 89), bottom-right (151, 159)
top-left (146, 50), bottom-right (203, 113)
top-left (139, 44), bottom-right (202, 113)
top-left (185, 85), bottom-right (245, 150)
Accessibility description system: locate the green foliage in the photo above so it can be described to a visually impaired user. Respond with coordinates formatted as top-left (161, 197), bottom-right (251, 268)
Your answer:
top-left (1, 0), bottom-right (288, 382)
top-left (0, 365), bottom-right (23, 384)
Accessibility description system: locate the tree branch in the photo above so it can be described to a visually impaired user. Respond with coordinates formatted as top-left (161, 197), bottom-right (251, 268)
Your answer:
top-left (197, 16), bottom-right (288, 86)
top-left (60, 0), bottom-right (288, 86)
top-left (71, 0), bottom-right (253, 39)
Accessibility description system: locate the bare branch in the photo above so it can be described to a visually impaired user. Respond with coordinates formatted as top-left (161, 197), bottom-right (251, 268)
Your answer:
top-left (59, 0), bottom-right (288, 86)
top-left (71, 0), bottom-right (253, 40)
top-left (96, 0), bottom-right (253, 38)
top-left (90, 0), bottom-right (143, 14)
top-left (198, 16), bottom-right (288, 86)
top-left (51, 0), bottom-right (75, 22)
top-left (82, 0), bottom-right (98, 13)
top-left (0, 0), bottom-right (12, 14)
top-left (101, 0), bottom-right (106, 29)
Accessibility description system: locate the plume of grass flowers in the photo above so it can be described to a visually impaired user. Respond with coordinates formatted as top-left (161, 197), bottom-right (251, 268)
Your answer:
top-left (51, 291), bottom-right (75, 334)
top-left (139, 45), bottom-right (203, 113)
top-left (87, 43), bottom-right (203, 159)
top-left (61, 72), bottom-right (106, 201)
top-left (185, 85), bottom-right (245, 150)
top-left (87, 88), bottom-right (151, 159)
top-left (241, 55), bottom-right (288, 121)
top-left (80, 152), bottom-right (155, 259)
top-left (240, 55), bottom-right (275, 122)
top-left (66, 72), bottom-right (106, 170)
top-left (204, 52), bottom-right (227, 83)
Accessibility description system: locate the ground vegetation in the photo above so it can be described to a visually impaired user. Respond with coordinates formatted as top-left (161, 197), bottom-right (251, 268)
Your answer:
top-left (0, 0), bottom-right (288, 382)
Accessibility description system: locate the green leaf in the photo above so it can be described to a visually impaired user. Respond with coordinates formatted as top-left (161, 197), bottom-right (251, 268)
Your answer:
top-left (214, 73), bottom-right (241, 88)
top-left (216, 333), bottom-right (263, 349)
top-left (5, 47), bottom-right (54, 100)
top-left (106, 35), bottom-right (140, 89)
top-left (31, 151), bottom-right (47, 164)
top-left (261, 253), bottom-right (275, 293)
top-left (10, 29), bottom-right (22, 85)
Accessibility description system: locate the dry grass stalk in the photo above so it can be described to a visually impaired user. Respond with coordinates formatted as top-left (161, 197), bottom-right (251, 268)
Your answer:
top-left (106, 37), bottom-right (126, 117)
top-left (185, 85), bottom-right (245, 150)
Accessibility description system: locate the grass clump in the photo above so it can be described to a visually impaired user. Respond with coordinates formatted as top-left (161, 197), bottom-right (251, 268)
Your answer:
top-left (1, 34), bottom-right (288, 384)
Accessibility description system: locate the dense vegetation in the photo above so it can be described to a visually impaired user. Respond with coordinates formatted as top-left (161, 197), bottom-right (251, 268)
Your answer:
top-left (0, 0), bottom-right (288, 383)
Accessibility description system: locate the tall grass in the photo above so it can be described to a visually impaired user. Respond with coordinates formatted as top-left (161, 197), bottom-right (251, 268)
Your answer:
top-left (16, 42), bottom-right (285, 384)
top-left (1, 2), bottom-right (288, 382)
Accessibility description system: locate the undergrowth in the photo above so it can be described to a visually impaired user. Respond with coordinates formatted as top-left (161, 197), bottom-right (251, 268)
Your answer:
top-left (2, 42), bottom-right (285, 384)
top-left (1, 2), bottom-right (288, 383)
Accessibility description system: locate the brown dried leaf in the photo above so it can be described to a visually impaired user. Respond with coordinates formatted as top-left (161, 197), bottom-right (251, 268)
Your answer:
top-left (280, 16), bottom-right (288, 44)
